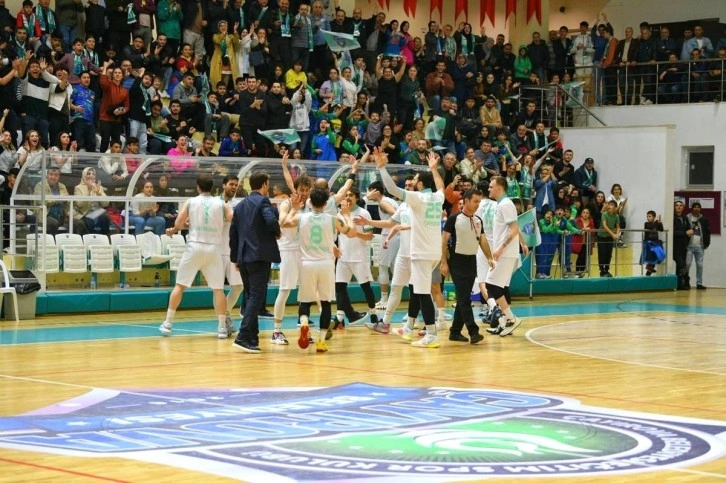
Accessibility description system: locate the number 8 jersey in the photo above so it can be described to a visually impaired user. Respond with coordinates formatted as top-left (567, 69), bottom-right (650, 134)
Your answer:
top-left (298, 211), bottom-right (336, 262)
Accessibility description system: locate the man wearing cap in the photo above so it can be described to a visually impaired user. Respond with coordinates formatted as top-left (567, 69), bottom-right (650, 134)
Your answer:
top-left (573, 157), bottom-right (598, 204)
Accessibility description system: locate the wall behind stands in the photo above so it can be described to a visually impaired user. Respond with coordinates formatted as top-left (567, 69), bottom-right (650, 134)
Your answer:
top-left (556, 124), bottom-right (677, 275)
top-left (593, 103), bottom-right (726, 287)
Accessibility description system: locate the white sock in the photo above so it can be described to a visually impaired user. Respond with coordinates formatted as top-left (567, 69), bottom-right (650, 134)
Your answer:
top-left (487, 298), bottom-right (498, 310)
top-left (218, 315), bottom-right (226, 330)
top-left (380, 292), bottom-right (388, 304)
top-left (300, 315), bottom-right (309, 326)
top-left (336, 310), bottom-right (345, 321)
top-left (274, 321), bottom-right (282, 333)
top-left (504, 307), bottom-right (516, 320)
top-left (319, 328), bottom-right (324, 340)
top-left (437, 308), bottom-right (446, 322)
top-left (165, 309), bottom-right (176, 325)
top-left (427, 323), bottom-right (437, 336)
top-left (406, 316), bottom-right (416, 329)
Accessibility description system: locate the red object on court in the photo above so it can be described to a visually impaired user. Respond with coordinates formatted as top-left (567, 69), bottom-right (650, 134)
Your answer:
top-left (430, 0), bottom-right (442, 21)
top-left (527, 0), bottom-right (543, 24)
top-left (455, 0), bottom-right (468, 22)
top-left (480, 0), bottom-right (495, 27)
top-left (505, 0), bottom-right (517, 23)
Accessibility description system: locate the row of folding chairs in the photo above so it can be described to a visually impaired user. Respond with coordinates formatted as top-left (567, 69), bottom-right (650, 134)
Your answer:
top-left (26, 233), bottom-right (188, 275)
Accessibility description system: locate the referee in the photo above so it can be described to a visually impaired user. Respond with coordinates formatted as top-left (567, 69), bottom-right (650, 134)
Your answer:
top-left (441, 189), bottom-right (494, 345)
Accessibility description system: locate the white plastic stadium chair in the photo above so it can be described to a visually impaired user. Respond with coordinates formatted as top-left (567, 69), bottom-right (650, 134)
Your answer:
top-left (0, 259), bottom-right (19, 322)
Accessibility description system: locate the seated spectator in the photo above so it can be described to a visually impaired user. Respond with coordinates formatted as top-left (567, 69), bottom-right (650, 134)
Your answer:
top-left (1, 168), bottom-right (37, 241)
top-left (457, 97), bottom-right (481, 141)
top-left (218, 128), bottom-right (249, 157)
top-left (153, 174), bottom-right (177, 228)
top-left (16, 129), bottom-right (46, 174)
top-left (74, 167), bottom-right (110, 235)
top-left (147, 101), bottom-right (174, 155)
top-left (124, 137), bottom-right (144, 176)
top-left (192, 136), bottom-right (217, 158)
top-left (128, 181), bottom-right (166, 235)
top-left (341, 125), bottom-right (362, 157)
top-left (0, 126), bottom-right (18, 176)
top-left (687, 48), bottom-right (709, 101)
top-left (375, 124), bottom-right (400, 164)
top-left (511, 100), bottom-right (539, 131)
top-left (424, 60), bottom-right (455, 113)
top-left (475, 140), bottom-right (499, 178)
top-left (165, 99), bottom-right (196, 140)
top-left (171, 73), bottom-right (205, 131)
top-left (97, 140), bottom-right (128, 186)
top-left (479, 95), bottom-right (505, 136)
top-left (33, 166), bottom-right (87, 235)
top-left (48, 132), bottom-right (77, 175)
top-left (311, 119), bottom-right (337, 161)
top-left (509, 124), bottom-right (533, 155)
top-left (203, 91), bottom-right (231, 141)
top-left (167, 136), bottom-right (197, 174)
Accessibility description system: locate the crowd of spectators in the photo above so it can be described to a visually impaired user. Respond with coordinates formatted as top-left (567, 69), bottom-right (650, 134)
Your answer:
top-left (0, 1), bottom-right (713, 279)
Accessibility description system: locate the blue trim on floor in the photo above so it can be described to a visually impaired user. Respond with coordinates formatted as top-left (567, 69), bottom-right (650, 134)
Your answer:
top-left (30, 275), bottom-right (677, 316)
top-left (1, 300), bottom-right (721, 346)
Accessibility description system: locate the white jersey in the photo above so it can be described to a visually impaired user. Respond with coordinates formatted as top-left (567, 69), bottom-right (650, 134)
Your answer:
top-left (377, 195), bottom-right (400, 236)
top-left (492, 196), bottom-right (519, 259)
top-left (402, 189), bottom-right (445, 261)
top-left (307, 196), bottom-right (339, 216)
top-left (187, 194), bottom-right (226, 246)
top-left (299, 211), bottom-right (336, 262)
top-left (220, 196), bottom-right (240, 256)
top-left (278, 198), bottom-right (304, 251)
top-left (391, 202), bottom-right (411, 258)
top-left (338, 206), bottom-right (371, 263)
top-left (476, 198), bottom-right (498, 246)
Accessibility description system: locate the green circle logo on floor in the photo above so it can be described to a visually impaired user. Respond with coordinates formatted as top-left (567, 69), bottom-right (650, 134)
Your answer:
top-left (1, 384), bottom-right (724, 480)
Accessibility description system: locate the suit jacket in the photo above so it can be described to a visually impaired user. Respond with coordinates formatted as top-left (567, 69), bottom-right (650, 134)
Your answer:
top-left (615, 37), bottom-right (638, 64)
top-left (230, 191), bottom-right (281, 264)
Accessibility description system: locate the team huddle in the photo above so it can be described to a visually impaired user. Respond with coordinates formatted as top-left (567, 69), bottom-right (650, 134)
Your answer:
top-left (157, 148), bottom-right (528, 353)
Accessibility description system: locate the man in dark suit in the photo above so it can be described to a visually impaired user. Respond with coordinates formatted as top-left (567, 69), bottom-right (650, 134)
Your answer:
top-left (230, 170), bottom-right (281, 353)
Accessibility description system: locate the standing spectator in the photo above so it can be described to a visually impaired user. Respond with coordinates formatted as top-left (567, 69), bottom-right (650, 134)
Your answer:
top-left (269, 0), bottom-right (293, 69)
top-left (591, 16), bottom-right (611, 106)
top-left (230, 170), bottom-right (281, 353)
top-left (18, 57), bottom-right (57, 148)
top-left (573, 157), bottom-right (598, 203)
top-left (34, 0), bottom-right (57, 46)
top-left (55, 0), bottom-right (83, 51)
top-left (616, 27), bottom-right (638, 105)
top-left (552, 26), bottom-right (572, 77)
top-left (528, 31), bottom-right (549, 82)
top-left (685, 202), bottom-right (710, 290)
top-left (156, 0), bottom-right (182, 55)
top-left (687, 48), bottom-right (709, 102)
top-left (181, 0), bottom-right (205, 61)
top-left (596, 200), bottom-right (620, 277)
top-left (127, 68), bottom-right (153, 154)
top-left (132, 0), bottom-right (156, 48)
top-left (513, 45), bottom-right (532, 83)
top-left (673, 200), bottom-right (690, 290)
top-left (0, 0), bottom-right (15, 34)
top-left (210, 19), bottom-right (239, 89)
top-left (237, 75), bottom-right (266, 155)
top-left (159, 174), bottom-right (233, 337)
top-left (106, 0), bottom-right (133, 51)
top-left (46, 65), bottom-right (72, 150)
top-left (309, 0), bottom-right (331, 76)
top-left (84, 0), bottom-right (106, 48)
top-left (600, 25), bottom-right (618, 105)
top-left (373, 54), bottom-right (406, 116)
top-left (681, 24), bottom-right (713, 60)
top-left (635, 25), bottom-right (657, 104)
top-left (98, 60), bottom-right (129, 152)
top-left (570, 21), bottom-right (594, 98)
top-left (290, 3), bottom-right (313, 72)
top-left (655, 26), bottom-right (678, 62)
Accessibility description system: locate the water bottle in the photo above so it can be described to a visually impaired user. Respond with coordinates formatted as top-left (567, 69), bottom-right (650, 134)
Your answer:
top-left (442, 289), bottom-right (448, 301)
top-left (154, 272), bottom-right (160, 288)
top-left (90, 274), bottom-right (97, 290)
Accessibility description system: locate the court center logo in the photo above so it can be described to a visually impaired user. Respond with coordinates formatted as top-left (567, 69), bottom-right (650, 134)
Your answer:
top-left (1, 384), bottom-right (724, 480)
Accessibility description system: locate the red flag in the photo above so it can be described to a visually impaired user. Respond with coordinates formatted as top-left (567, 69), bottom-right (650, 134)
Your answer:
top-left (480, 0), bottom-right (495, 27)
top-left (377, 0), bottom-right (385, 10)
top-left (455, 0), bottom-right (468, 22)
top-left (527, 0), bottom-right (542, 24)
top-left (430, 0), bottom-right (442, 21)
top-left (410, 0), bottom-right (417, 18)
top-left (385, 0), bottom-right (390, 11)
top-left (505, 0), bottom-right (517, 23)
top-left (403, 0), bottom-right (409, 17)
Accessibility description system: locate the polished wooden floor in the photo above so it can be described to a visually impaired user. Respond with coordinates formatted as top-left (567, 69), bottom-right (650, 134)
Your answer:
top-left (0, 290), bottom-right (724, 482)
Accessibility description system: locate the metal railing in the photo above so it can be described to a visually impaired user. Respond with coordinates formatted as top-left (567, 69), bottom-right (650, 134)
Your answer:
top-left (530, 228), bottom-right (669, 280)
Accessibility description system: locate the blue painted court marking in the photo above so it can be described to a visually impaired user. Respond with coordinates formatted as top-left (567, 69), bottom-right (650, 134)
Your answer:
top-left (1, 301), bottom-right (724, 346)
